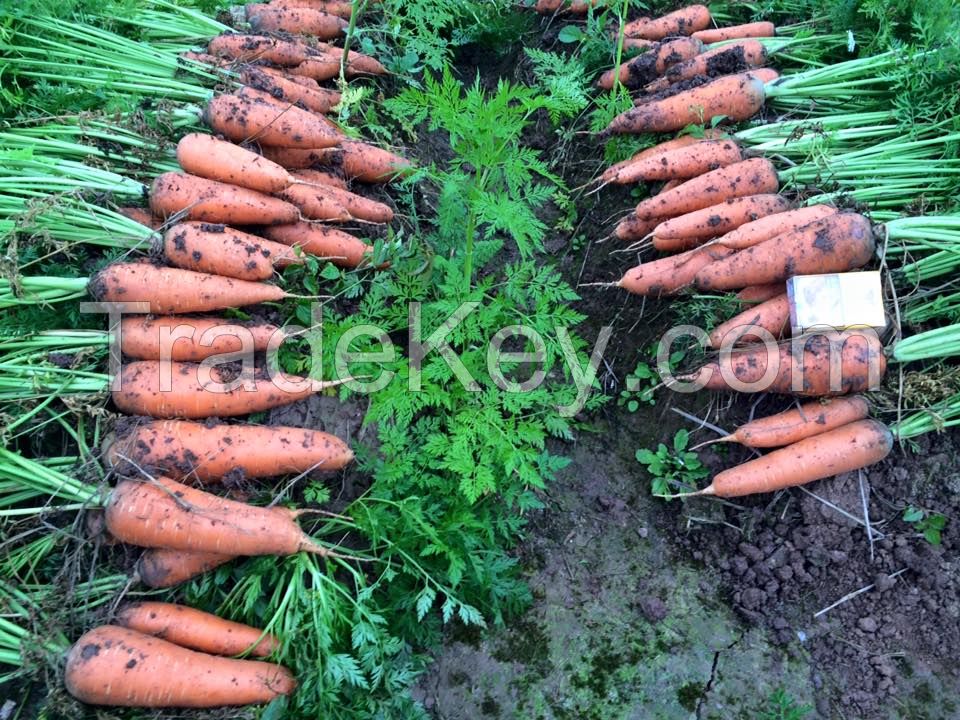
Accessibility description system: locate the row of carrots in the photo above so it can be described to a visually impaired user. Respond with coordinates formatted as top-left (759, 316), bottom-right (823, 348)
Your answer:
top-left (36, 2), bottom-right (412, 709)
top-left (534, 4), bottom-right (897, 496)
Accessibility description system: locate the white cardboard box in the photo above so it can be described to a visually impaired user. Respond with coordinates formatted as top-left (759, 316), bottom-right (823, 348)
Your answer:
top-left (787, 271), bottom-right (887, 335)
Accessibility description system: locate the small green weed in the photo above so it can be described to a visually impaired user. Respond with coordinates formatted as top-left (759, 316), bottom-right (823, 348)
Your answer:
top-left (758, 687), bottom-right (814, 720)
top-left (903, 506), bottom-right (948, 545)
top-left (636, 429), bottom-right (708, 499)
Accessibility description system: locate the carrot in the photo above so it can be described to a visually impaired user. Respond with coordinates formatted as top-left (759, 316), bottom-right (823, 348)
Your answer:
top-left (600, 131), bottom-right (723, 185)
top-left (263, 222), bottom-right (374, 267)
top-left (634, 158), bottom-right (780, 222)
top-left (310, 41), bottom-right (387, 76)
top-left (736, 283), bottom-right (784, 303)
top-left (246, 5), bottom-right (347, 39)
top-left (181, 51), bottom-right (229, 68)
top-left (692, 21), bottom-right (776, 44)
top-left (292, 168), bottom-right (347, 189)
top-left (624, 5), bottom-right (711, 40)
top-left (65, 626), bottom-right (295, 707)
top-left (116, 602), bottom-right (278, 658)
top-left (711, 396), bottom-right (871, 449)
top-left (604, 71), bottom-right (766, 135)
top-left (105, 419), bottom-right (354, 482)
top-left (657, 179), bottom-right (685, 194)
top-left (651, 194), bottom-right (790, 252)
top-left (276, 183), bottom-right (351, 222)
top-left (104, 475), bottom-right (333, 555)
top-left (117, 207), bottom-right (163, 230)
top-left (715, 205), bottom-right (838, 250)
top-left (162, 222), bottom-right (301, 281)
top-left (681, 332), bottom-right (887, 396)
top-left (261, 141), bottom-right (411, 182)
top-left (239, 65), bottom-right (342, 114)
top-left (90, 263), bottom-right (286, 314)
top-left (149, 172), bottom-right (300, 225)
top-left (708, 293), bottom-right (791, 348)
top-left (232, 87), bottom-right (347, 142)
top-left (613, 213), bottom-right (662, 242)
top-left (176, 134), bottom-right (295, 194)
top-left (624, 38), bottom-right (658, 51)
top-left (282, 182), bottom-right (393, 223)
top-left (610, 140), bottom-right (744, 185)
top-left (694, 419), bottom-right (893, 498)
top-left (112, 361), bottom-right (344, 419)
top-left (208, 32), bottom-right (309, 65)
top-left (271, 0), bottom-right (353, 18)
top-left (597, 38), bottom-right (703, 90)
top-left (644, 39), bottom-right (768, 93)
top-left (286, 57), bottom-right (340, 82)
top-left (619, 244), bottom-right (734, 296)
top-left (203, 93), bottom-right (341, 149)
top-left (137, 548), bottom-right (235, 589)
top-left (120, 316), bottom-right (283, 362)
top-left (535, 0), bottom-right (600, 13)
top-left (694, 212), bottom-right (876, 291)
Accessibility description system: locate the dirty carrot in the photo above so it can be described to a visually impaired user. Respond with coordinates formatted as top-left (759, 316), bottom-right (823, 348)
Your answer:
top-left (263, 222), bottom-right (375, 267)
top-left (691, 21), bottom-right (776, 44)
top-left (203, 93), bottom-right (341, 149)
top-left (161, 222), bottom-right (301, 281)
top-left (714, 205), bottom-right (838, 250)
top-left (104, 419), bottom-right (354, 482)
top-left (285, 181), bottom-right (395, 223)
top-left (735, 283), bottom-right (784, 303)
top-left (600, 131), bottom-right (724, 186)
top-left (645, 39), bottom-right (769, 93)
top-left (176, 134), bottom-right (296, 195)
top-left (260, 141), bottom-right (412, 183)
top-left (65, 625), bottom-right (295, 707)
top-left (239, 66), bottom-right (341, 114)
top-left (597, 38), bottom-right (703, 90)
top-left (652, 193), bottom-right (790, 252)
top-left (610, 140), bottom-right (744, 186)
top-left (90, 263), bottom-right (287, 314)
top-left (292, 168), bottom-right (347, 189)
top-left (624, 4), bottom-right (711, 40)
top-left (149, 172), bottom-right (300, 225)
top-left (207, 33), bottom-right (309, 65)
top-left (116, 602), bottom-right (279, 658)
top-left (119, 315), bottom-right (282, 362)
top-left (708, 293), bottom-right (791, 348)
top-left (246, 5), bottom-right (348, 39)
top-left (619, 245), bottom-right (734, 296)
top-left (137, 549), bottom-right (235, 589)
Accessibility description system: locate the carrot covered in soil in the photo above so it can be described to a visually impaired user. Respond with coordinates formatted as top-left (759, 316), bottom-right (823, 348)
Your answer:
top-left (278, 182), bottom-right (394, 223)
top-left (261, 141), bottom-right (412, 183)
top-left (708, 396), bottom-right (871, 449)
top-left (694, 212), bottom-right (876, 291)
top-left (104, 475), bottom-right (334, 556)
top-left (692, 21), bottom-right (776, 44)
top-left (644, 39), bottom-right (769, 93)
top-left (263, 222), bottom-right (374, 267)
top-left (708, 293), bottom-right (791, 348)
top-left (162, 222), bottom-right (301, 281)
top-left (90, 263), bottom-right (286, 315)
top-left (736, 283), bottom-right (784, 303)
top-left (137, 548), bottom-right (235, 589)
top-left (680, 332), bottom-right (887, 396)
top-left (271, 0), bottom-right (354, 18)
top-left (116, 602), bottom-right (278, 658)
top-left (112, 361), bottom-right (345, 419)
top-left (619, 245), bottom-right (734, 296)
top-left (203, 93), bottom-right (341, 149)
top-left (120, 316), bottom-right (282, 362)
top-left (693, 419), bottom-right (892, 498)
top-left (600, 131), bottom-right (724, 185)
top-left (624, 5), bottom-right (711, 39)
top-left (292, 168), bottom-right (347, 189)
top-left (633, 158), bottom-right (780, 222)
top-left (208, 33), bottom-right (309, 65)
top-left (149, 172), bottom-right (300, 226)
top-left (651, 193), bottom-right (790, 252)
top-left (714, 204), bottom-right (838, 250)
top-left (104, 419), bottom-right (354, 482)
top-left (608, 140), bottom-right (744, 186)
top-left (246, 5), bottom-right (348, 38)
top-left (65, 626), bottom-right (295, 707)
top-left (239, 66), bottom-right (342, 114)
top-left (597, 37), bottom-right (703, 90)
top-left (613, 213), bottom-right (662, 242)
top-left (604, 71), bottom-right (767, 135)
top-left (176, 133), bottom-right (299, 194)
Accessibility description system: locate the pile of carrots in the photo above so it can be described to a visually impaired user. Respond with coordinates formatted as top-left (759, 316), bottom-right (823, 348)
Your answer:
top-left (8, 2), bottom-right (413, 709)
top-left (535, 3), bottom-right (897, 497)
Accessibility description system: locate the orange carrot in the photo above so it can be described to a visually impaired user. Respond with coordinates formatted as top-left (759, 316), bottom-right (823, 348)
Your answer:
top-left (246, 5), bottom-right (348, 39)
top-left (651, 193), bottom-right (790, 252)
top-left (600, 132), bottom-right (723, 185)
top-left (120, 316), bottom-right (282, 362)
top-left (619, 245), bottom-right (734, 296)
top-left (292, 168), bottom-right (347, 189)
top-left (604, 71), bottom-right (766, 135)
top-left (281, 182), bottom-right (393, 223)
top-left (597, 38), bottom-right (703, 90)
top-left (260, 141), bottom-right (412, 182)
top-left (715, 205), bottom-right (838, 250)
top-left (239, 66), bottom-right (342, 114)
top-left (681, 332), bottom-right (887, 396)
top-left (176, 134), bottom-right (295, 194)
top-left (609, 139), bottom-right (744, 185)
top-left (613, 213), bottom-right (662, 242)
top-left (695, 419), bottom-right (892, 497)
top-left (208, 33), bottom-right (309, 65)
top-left (535, 0), bottom-right (601, 13)
top-left (116, 602), bottom-right (278, 658)
top-left (203, 93), bottom-right (341, 149)
top-left (112, 361), bottom-right (344, 419)
top-left (276, 183), bottom-right (351, 222)
top-left (65, 626), bottom-right (296, 707)
top-left (162, 222), bottom-right (301, 281)
top-left (271, 0), bottom-right (354, 18)
top-left (694, 213), bottom-right (876, 291)
top-left (104, 419), bottom-right (354, 482)
top-left (736, 283), bottom-right (784, 303)
top-left (117, 207), bottom-right (164, 230)
top-left (263, 222), bottom-right (374, 267)
top-left (711, 396), bottom-right (871, 449)
top-left (634, 158), bottom-right (780, 221)
top-left (310, 41), bottom-right (387, 76)
top-left (708, 293), bottom-right (791, 348)
top-left (90, 263), bottom-right (286, 314)
top-left (286, 57), bottom-right (340, 82)
top-left (624, 38), bottom-right (658, 51)
top-left (624, 5), bottom-right (711, 39)
top-left (149, 172), bottom-right (300, 225)
top-left (692, 21), bottom-right (776, 44)
top-left (105, 475), bottom-right (333, 555)
top-left (137, 549), bottom-right (235, 589)
top-left (644, 39), bottom-right (768, 93)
